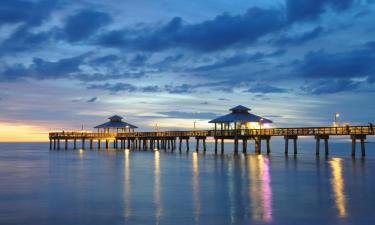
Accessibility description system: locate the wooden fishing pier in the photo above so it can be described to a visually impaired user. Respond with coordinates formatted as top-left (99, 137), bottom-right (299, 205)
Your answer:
top-left (48, 106), bottom-right (374, 156)
top-left (49, 125), bottom-right (374, 156)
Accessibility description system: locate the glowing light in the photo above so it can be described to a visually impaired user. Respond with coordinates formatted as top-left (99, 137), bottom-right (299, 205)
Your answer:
top-left (330, 158), bottom-right (347, 218)
top-left (124, 147), bottom-right (131, 220)
top-left (192, 152), bottom-right (200, 223)
top-left (154, 148), bottom-right (159, 151)
top-left (154, 151), bottom-right (162, 224)
top-left (249, 155), bottom-right (273, 222)
top-left (0, 123), bottom-right (49, 142)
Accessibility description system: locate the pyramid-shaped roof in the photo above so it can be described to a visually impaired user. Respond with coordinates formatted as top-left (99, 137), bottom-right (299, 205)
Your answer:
top-left (209, 105), bottom-right (272, 123)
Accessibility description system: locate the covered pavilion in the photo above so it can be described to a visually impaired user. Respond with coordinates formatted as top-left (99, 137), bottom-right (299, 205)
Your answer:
top-left (94, 115), bottom-right (138, 133)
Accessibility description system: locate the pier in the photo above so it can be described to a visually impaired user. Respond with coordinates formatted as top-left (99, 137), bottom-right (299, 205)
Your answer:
top-left (49, 126), bottom-right (374, 156)
top-left (49, 106), bottom-right (374, 156)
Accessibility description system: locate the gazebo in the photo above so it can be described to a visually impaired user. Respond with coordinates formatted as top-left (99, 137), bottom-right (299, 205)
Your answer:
top-left (94, 115), bottom-right (138, 133)
top-left (209, 105), bottom-right (272, 131)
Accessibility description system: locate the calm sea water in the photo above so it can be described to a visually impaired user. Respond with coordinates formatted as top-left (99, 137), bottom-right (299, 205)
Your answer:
top-left (1, 139), bottom-right (375, 225)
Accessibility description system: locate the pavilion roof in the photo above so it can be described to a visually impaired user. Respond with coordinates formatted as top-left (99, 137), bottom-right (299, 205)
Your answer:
top-left (94, 115), bottom-right (138, 128)
top-left (209, 105), bottom-right (272, 123)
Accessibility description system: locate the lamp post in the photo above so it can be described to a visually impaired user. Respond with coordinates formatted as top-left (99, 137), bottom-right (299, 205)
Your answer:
top-left (334, 113), bottom-right (340, 127)
top-left (259, 118), bottom-right (264, 132)
top-left (193, 121), bottom-right (196, 130)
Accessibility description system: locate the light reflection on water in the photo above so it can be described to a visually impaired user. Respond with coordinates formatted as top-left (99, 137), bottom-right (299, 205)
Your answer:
top-left (330, 157), bottom-right (347, 218)
top-left (124, 149), bottom-right (131, 221)
top-left (248, 155), bottom-right (273, 222)
top-left (154, 151), bottom-right (162, 225)
top-left (0, 142), bottom-right (374, 225)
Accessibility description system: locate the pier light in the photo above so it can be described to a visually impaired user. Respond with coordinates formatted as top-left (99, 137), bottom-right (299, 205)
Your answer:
top-left (154, 148), bottom-right (159, 151)
top-left (334, 112), bottom-right (340, 127)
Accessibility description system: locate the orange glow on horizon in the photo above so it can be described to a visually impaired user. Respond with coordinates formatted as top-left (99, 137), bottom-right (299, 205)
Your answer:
top-left (0, 123), bottom-right (50, 142)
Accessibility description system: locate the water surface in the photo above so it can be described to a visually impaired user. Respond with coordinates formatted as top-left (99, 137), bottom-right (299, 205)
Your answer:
top-left (0, 141), bottom-right (374, 225)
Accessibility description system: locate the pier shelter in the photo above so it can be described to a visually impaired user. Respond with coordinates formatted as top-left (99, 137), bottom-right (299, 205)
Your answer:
top-left (94, 115), bottom-right (138, 133)
top-left (209, 105), bottom-right (272, 154)
top-left (209, 105), bottom-right (272, 131)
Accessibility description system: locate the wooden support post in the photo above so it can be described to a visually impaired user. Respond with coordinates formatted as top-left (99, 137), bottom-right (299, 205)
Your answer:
top-left (65, 139), bottom-right (68, 150)
top-left (82, 138), bottom-right (85, 149)
top-left (196, 138), bottom-right (200, 152)
top-left (57, 139), bottom-right (60, 150)
top-left (315, 137), bottom-right (320, 155)
top-left (168, 139), bottom-right (170, 150)
top-left (266, 138), bottom-right (271, 155)
top-left (324, 138), bottom-right (329, 156)
top-left (203, 139), bottom-right (206, 152)
top-left (186, 139), bottom-right (189, 152)
top-left (242, 139), bottom-right (247, 153)
top-left (90, 139), bottom-right (93, 150)
top-left (215, 138), bottom-right (218, 154)
top-left (221, 138), bottom-right (224, 154)
top-left (179, 138), bottom-right (182, 152)
top-left (74, 139), bottom-right (76, 150)
top-left (50, 139), bottom-right (52, 150)
top-left (127, 139), bottom-right (130, 149)
top-left (361, 139), bottom-right (366, 157)
top-left (284, 137), bottom-right (288, 155)
top-left (293, 138), bottom-right (297, 155)
top-left (157, 139), bottom-right (160, 150)
top-left (113, 139), bottom-right (116, 149)
top-left (53, 139), bottom-right (56, 150)
top-left (351, 138), bottom-right (356, 156)
top-left (234, 138), bottom-right (239, 154)
top-left (106, 140), bottom-right (109, 149)
top-left (98, 140), bottom-right (101, 149)
top-left (255, 138), bottom-right (260, 154)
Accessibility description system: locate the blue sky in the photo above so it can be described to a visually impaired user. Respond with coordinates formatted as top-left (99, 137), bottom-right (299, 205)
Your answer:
top-left (0, 0), bottom-right (375, 138)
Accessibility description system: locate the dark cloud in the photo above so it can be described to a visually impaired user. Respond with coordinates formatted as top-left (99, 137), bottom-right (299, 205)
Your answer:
top-left (157, 111), bottom-right (219, 119)
top-left (301, 78), bottom-right (360, 95)
top-left (97, 7), bottom-right (286, 52)
top-left (274, 27), bottom-right (323, 46)
top-left (192, 49), bottom-right (287, 72)
top-left (128, 53), bottom-right (149, 67)
top-left (0, 25), bottom-right (53, 55)
top-left (286, 0), bottom-right (355, 22)
top-left (0, 0), bottom-right (57, 27)
top-left (87, 97), bottom-right (97, 103)
top-left (64, 10), bottom-right (112, 42)
top-left (0, 55), bottom-right (85, 81)
top-left (294, 45), bottom-right (375, 80)
top-left (87, 82), bottom-right (137, 93)
top-left (245, 84), bottom-right (288, 93)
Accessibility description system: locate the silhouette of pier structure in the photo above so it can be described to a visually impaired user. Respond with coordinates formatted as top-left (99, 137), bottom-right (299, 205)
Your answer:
top-left (49, 106), bottom-right (374, 157)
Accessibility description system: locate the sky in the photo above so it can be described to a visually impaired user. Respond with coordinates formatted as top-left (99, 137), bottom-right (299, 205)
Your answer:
top-left (0, 0), bottom-right (375, 141)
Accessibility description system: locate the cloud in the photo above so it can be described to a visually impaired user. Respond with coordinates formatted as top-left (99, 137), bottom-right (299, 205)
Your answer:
top-left (63, 10), bottom-right (112, 42)
top-left (87, 82), bottom-right (137, 93)
top-left (274, 27), bottom-right (323, 46)
top-left (301, 78), bottom-right (360, 94)
top-left (0, 55), bottom-right (85, 81)
top-left (97, 7), bottom-right (286, 52)
top-left (192, 49), bottom-right (287, 72)
top-left (87, 97), bottom-right (97, 103)
top-left (0, 0), bottom-right (57, 27)
top-left (286, 0), bottom-right (355, 22)
top-left (294, 45), bottom-right (375, 80)
top-left (157, 111), bottom-right (219, 119)
top-left (245, 84), bottom-right (288, 93)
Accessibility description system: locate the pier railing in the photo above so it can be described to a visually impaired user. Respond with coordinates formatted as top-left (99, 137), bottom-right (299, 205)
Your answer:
top-left (49, 125), bottom-right (374, 139)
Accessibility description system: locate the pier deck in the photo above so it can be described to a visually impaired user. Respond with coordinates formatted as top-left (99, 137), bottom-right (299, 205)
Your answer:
top-left (49, 125), bottom-right (374, 156)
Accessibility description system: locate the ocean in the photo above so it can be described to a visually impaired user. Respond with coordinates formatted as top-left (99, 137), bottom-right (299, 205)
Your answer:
top-left (0, 139), bottom-right (375, 225)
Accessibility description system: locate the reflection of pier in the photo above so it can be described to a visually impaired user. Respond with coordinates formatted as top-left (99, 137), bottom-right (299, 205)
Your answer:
top-left (49, 105), bottom-right (374, 156)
